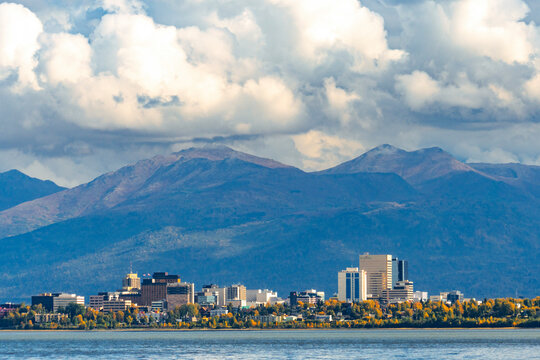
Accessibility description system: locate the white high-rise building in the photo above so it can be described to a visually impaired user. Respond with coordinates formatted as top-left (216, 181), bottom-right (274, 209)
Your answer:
top-left (359, 254), bottom-right (393, 298)
top-left (338, 268), bottom-right (367, 303)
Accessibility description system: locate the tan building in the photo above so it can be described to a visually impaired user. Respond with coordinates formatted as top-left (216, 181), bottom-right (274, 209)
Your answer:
top-left (359, 254), bottom-right (393, 298)
top-left (226, 285), bottom-right (246, 303)
top-left (338, 267), bottom-right (367, 303)
top-left (121, 273), bottom-right (141, 292)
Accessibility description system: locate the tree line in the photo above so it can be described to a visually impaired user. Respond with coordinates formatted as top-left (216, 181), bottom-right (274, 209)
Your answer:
top-left (1, 297), bottom-right (539, 330)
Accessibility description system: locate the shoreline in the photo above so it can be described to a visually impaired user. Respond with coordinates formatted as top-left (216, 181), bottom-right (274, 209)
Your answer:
top-left (0, 327), bottom-right (532, 332)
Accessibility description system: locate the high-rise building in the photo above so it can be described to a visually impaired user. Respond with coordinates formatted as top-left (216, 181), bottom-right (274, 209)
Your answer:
top-left (140, 272), bottom-right (181, 306)
top-left (338, 267), bottom-right (367, 303)
top-left (121, 273), bottom-right (141, 292)
top-left (391, 258), bottom-right (409, 287)
top-left (359, 254), bottom-right (392, 298)
top-left (226, 285), bottom-right (246, 303)
top-left (166, 282), bottom-right (195, 309)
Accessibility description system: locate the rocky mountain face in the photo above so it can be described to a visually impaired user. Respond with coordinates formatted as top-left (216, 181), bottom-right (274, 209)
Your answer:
top-left (0, 146), bottom-right (538, 301)
top-left (0, 170), bottom-right (65, 212)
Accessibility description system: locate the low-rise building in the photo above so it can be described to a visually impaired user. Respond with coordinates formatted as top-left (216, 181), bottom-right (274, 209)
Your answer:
top-left (90, 292), bottom-right (132, 312)
top-left (210, 308), bottom-right (229, 317)
top-left (227, 299), bottom-right (247, 308)
top-left (0, 303), bottom-right (20, 318)
top-left (289, 290), bottom-right (325, 306)
top-left (34, 313), bottom-right (64, 323)
top-left (314, 314), bottom-right (332, 322)
top-left (256, 315), bottom-right (283, 323)
top-left (446, 290), bottom-right (464, 304)
top-left (151, 300), bottom-right (166, 312)
top-left (380, 280), bottom-right (414, 304)
top-left (246, 289), bottom-right (278, 305)
top-left (413, 291), bottom-right (428, 302)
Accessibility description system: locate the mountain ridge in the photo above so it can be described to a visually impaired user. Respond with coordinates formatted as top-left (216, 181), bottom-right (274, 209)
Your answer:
top-left (0, 169), bottom-right (65, 212)
top-left (1, 145), bottom-right (539, 301)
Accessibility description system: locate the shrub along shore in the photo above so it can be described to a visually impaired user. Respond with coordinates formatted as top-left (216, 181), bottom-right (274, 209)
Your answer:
top-left (1, 298), bottom-right (539, 330)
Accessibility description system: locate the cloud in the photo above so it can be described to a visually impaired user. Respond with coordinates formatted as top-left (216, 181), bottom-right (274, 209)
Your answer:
top-left (269, 0), bottom-right (405, 71)
top-left (293, 130), bottom-right (364, 171)
top-left (1, 0), bottom-right (540, 185)
top-left (395, 71), bottom-right (441, 110)
top-left (0, 2), bottom-right (43, 90)
top-left (450, 0), bottom-right (537, 64)
top-left (324, 78), bottom-right (362, 125)
top-left (40, 33), bottom-right (92, 84)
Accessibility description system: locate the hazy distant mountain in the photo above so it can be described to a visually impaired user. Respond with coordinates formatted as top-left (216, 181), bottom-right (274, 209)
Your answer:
top-left (0, 145), bottom-right (538, 301)
top-left (0, 170), bottom-right (65, 211)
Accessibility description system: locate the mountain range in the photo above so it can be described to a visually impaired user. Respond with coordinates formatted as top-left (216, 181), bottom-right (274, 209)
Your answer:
top-left (0, 145), bottom-right (538, 301)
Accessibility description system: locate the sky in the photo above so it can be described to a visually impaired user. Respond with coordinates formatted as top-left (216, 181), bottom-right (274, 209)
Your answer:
top-left (1, 0), bottom-right (540, 186)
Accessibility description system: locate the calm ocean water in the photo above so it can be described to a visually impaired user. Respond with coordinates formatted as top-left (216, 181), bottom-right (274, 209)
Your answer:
top-left (0, 329), bottom-right (539, 359)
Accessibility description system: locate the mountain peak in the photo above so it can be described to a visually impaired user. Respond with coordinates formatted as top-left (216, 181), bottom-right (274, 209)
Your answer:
top-left (0, 169), bottom-right (65, 212)
top-left (369, 144), bottom-right (402, 153)
top-left (320, 145), bottom-right (475, 184)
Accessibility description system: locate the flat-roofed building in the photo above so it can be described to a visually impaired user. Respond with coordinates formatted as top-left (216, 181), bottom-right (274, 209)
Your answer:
top-left (33, 293), bottom-right (84, 312)
top-left (201, 284), bottom-right (226, 306)
top-left (381, 280), bottom-right (414, 304)
top-left (90, 292), bottom-right (132, 312)
top-left (338, 267), bottom-right (367, 303)
top-left (359, 254), bottom-right (393, 298)
top-left (141, 281), bottom-right (167, 306)
top-left (32, 294), bottom-right (55, 312)
top-left (52, 293), bottom-right (85, 312)
top-left (196, 295), bottom-right (217, 306)
top-left (289, 290), bottom-right (324, 306)
top-left (447, 290), bottom-right (464, 304)
top-left (413, 291), bottom-right (428, 302)
top-left (34, 313), bottom-right (64, 323)
top-left (246, 289), bottom-right (278, 305)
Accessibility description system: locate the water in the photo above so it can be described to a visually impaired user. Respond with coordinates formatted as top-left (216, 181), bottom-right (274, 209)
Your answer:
top-left (0, 329), bottom-right (539, 359)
